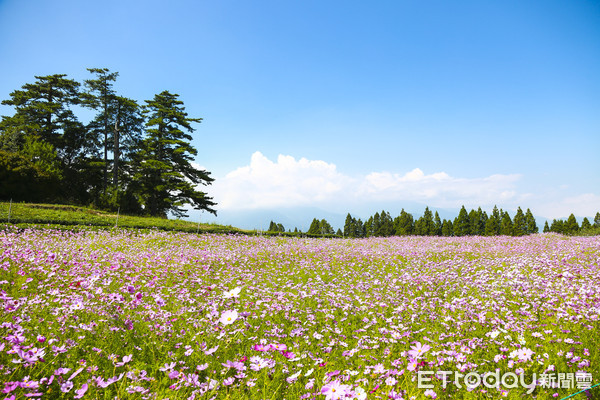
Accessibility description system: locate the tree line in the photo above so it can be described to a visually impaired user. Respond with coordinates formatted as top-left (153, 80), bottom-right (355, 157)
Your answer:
top-left (267, 207), bottom-right (600, 237)
top-left (543, 213), bottom-right (600, 235)
top-left (0, 69), bottom-right (216, 218)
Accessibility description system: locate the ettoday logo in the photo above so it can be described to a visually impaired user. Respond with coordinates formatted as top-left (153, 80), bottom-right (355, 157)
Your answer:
top-left (417, 370), bottom-right (594, 395)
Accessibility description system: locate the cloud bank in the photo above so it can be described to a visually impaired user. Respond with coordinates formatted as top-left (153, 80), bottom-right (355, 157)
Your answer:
top-left (209, 152), bottom-right (527, 212)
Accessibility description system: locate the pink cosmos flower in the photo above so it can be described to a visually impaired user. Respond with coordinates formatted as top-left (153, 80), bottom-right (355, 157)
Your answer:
top-left (252, 343), bottom-right (268, 352)
top-left (270, 343), bottom-right (287, 352)
top-left (407, 358), bottom-right (419, 371)
top-left (60, 381), bottom-right (73, 393)
top-left (219, 310), bottom-right (238, 325)
top-left (424, 389), bottom-right (437, 398)
top-left (74, 383), bottom-right (88, 399)
top-left (408, 342), bottom-right (431, 359)
top-left (321, 380), bottom-right (351, 400)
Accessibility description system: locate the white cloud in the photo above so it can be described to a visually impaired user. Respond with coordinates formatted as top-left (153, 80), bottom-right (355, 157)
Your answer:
top-left (211, 152), bottom-right (352, 209)
top-left (358, 170), bottom-right (523, 208)
top-left (208, 151), bottom-right (527, 211)
top-left (535, 193), bottom-right (600, 219)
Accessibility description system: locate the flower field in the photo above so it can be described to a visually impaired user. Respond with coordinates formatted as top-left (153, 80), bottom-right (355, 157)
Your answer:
top-left (1, 228), bottom-right (599, 399)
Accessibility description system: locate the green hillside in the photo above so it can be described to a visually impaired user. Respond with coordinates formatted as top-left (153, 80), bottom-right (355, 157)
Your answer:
top-left (0, 202), bottom-right (245, 234)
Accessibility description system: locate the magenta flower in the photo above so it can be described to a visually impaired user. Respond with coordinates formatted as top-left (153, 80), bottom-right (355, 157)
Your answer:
top-left (252, 343), bottom-right (268, 352)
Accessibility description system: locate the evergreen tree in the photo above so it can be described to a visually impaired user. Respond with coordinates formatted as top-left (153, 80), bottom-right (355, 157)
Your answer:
top-left (550, 219), bottom-right (564, 234)
top-left (308, 218), bottom-right (321, 235)
top-left (372, 212), bottom-right (381, 236)
top-left (581, 217), bottom-right (591, 230)
top-left (524, 208), bottom-right (538, 234)
top-left (433, 211), bottom-right (442, 236)
top-left (378, 210), bottom-right (394, 236)
top-left (0, 74), bottom-right (83, 153)
top-left (422, 207), bottom-right (435, 235)
top-left (484, 215), bottom-right (498, 236)
top-left (478, 208), bottom-right (488, 235)
top-left (565, 214), bottom-right (579, 234)
top-left (0, 74), bottom-right (88, 200)
top-left (343, 213), bottom-right (356, 237)
top-left (543, 221), bottom-right (550, 233)
top-left (336, 228), bottom-right (342, 236)
top-left (319, 219), bottom-right (334, 235)
top-left (485, 206), bottom-right (500, 236)
top-left (512, 207), bottom-right (527, 236)
top-left (364, 216), bottom-right (374, 237)
top-left (441, 219), bottom-right (453, 236)
top-left (355, 218), bottom-right (365, 238)
top-left (500, 212), bottom-right (513, 235)
top-left (84, 68), bottom-right (119, 192)
top-left (468, 208), bottom-right (486, 235)
top-left (134, 91), bottom-right (216, 217)
top-left (394, 209), bottom-right (414, 236)
top-left (268, 221), bottom-right (276, 231)
top-left (594, 212), bottom-right (600, 227)
top-left (454, 206), bottom-right (470, 236)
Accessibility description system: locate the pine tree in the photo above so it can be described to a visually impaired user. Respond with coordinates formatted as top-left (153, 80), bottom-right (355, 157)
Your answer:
top-left (441, 219), bottom-right (453, 236)
top-left (594, 212), bottom-right (600, 227)
top-left (343, 213), bottom-right (356, 237)
top-left (550, 219), bottom-right (563, 234)
top-left (543, 221), bottom-right (550, 233)
top-left (485, 215), bottom-right (498, 236)
top-left (378, 210), bottom-right (394, 236)
top-left (1, 74), bottom-right (83, 153)
top-left (84, 68), bottom-right (119, 192)
top-left (134, 91), bottom-right (216, 217)
top-left (512, 207), bottom-right (527, 236)
top-left (524, 208), bottom-right (538, 234)
top-left (319, 219), bottom-right (334, 235)
top-left (433, 211), bottom-right (442, 236)
top-left (454, 206), bottom-right (470, 236)
top-left (581, 217), bottom-right (591, 230)
top-left (500, 212), bottom-right (513, 235)
top-left (364, 216), bottom-right (374, 237)
top-left (308, 218), bottom-right (321, 235)
top-left (0, 74), bottom-right (89, 200)
top-left (422, 207), bottom-right (435, 235)
top-left (372, 212), bottom-right (381, 237)
top-left (355, 218), bottom-right (365, 238)
top-left (565, 214), bottom-right (579, 234)
top-left (394, 209), bottom-right (414, 236)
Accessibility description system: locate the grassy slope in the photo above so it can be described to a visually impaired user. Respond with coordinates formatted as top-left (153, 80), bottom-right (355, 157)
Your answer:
top-left (0, 202), bottom-right (247, 234)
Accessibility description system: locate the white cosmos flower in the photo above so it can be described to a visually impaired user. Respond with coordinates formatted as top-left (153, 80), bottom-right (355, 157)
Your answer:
top-left (219, 310), bottom-right (239, 325)
top-left (223, 287), bottom-right (241, 299)
top-left (354, 386), bottom-right (367, 400)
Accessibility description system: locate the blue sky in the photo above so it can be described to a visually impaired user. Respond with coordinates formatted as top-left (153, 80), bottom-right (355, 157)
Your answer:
top-left (1, 0), bottom-right (599, 224)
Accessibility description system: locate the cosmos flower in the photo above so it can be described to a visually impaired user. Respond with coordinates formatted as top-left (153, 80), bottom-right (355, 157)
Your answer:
top-left (223, 287), bottom-right (242, 299)
top-left (219, 310), bottom-right (239, 325)
top-left (408, 342), bottom-right (431, 359)
top-left (353, 386), bottom-right (367, 400)
top-left (321, 380), bottom-right (351, 400)
top-left (60, 381), bottom-right (73, 393)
